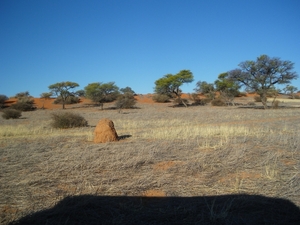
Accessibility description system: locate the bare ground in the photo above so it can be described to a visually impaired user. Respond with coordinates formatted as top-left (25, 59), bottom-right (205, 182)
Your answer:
top-left (0, 98), bottom-right (300, 224)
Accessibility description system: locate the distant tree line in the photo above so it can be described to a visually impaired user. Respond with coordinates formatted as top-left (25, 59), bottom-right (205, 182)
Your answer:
top-left (1, 54), bottom-right (299, 112)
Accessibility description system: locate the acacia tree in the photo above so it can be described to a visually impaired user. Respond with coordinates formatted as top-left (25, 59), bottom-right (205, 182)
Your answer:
top-left (84, 82), bottom-right (119, 110)
top-left (228, 55), bottom-right (298, 109)
top-left (194, 81), bottom-right (215, 100)
top-left (120, 86), bottom-right (135, 95)
top-left (48, 81), bottom-right (79, 109)
top-left (214, 72), bottom-right (240, 105)
top-left (40, 92), bottom-right (52, 109)
top-left (283, 85), bottom-right (298, 99)
top-left (154, 70), bottom-right (194, 107)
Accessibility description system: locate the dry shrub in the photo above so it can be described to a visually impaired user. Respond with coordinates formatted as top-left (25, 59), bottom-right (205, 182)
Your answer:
top-left (1, 109), bottom-right (22, 119)
top-left (254, 96), bottom-right (267, 102)
top-left (10, 102), bottom-right (35, 111)
top-left (152, 94), bottom-right (171, 103)
top-left (115, 93), bottom-right (137, 110)
top-left (190, 93), bottom-right (207, 106)
top-left (0, 94), bottom-right (8, 108)
top-left (173, 98), bottom-right (189, 106)
top-left (11, 97), bottom-right (35, 111)
top-left (54, 96), bottom-right (80, 104)
top-left (293, 95), bottom-right (300, 99)
top-left (51, 112), bottom-right (88, 128)
top-left (272, 100), bottom-right (280, 109)
top-left (211, 98), bottom-right (226, 106)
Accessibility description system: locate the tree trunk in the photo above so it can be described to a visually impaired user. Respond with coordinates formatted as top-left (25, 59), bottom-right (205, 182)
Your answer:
top-left (260, 93), bottom-right (268, 109)
top-left (178, 96), bottom-right (187, 107)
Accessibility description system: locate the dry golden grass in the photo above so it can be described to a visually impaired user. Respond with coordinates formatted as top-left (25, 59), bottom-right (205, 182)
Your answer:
top-left (0, 101), bottom-right (300, 224)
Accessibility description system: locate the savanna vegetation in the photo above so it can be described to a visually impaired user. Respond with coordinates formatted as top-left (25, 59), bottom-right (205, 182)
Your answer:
top-left (1, 96), bottom-right (300, 224)
top-left (0, 55), bottom-right (300, 224)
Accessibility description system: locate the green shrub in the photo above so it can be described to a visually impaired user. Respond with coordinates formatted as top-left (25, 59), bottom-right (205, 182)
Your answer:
top-left (54, 96), bottom-right (80, 104)
top-left (152, 94), bottom-right (171, 103)
top-left (2, 109), bottom-right (22, 119)
top-left (51, 112), bottom-right (88, 128)
top-left (211, 98), bottom-right (226, 106)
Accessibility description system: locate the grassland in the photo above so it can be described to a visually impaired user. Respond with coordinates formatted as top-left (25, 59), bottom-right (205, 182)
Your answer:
top-left (0, 99), bottom-right (300, 224)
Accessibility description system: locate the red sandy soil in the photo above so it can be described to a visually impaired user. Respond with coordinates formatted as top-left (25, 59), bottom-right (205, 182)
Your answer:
top-left (4, 93), bottom-right (297, 110)
top-left (4, 95), bottom-right (158, 109)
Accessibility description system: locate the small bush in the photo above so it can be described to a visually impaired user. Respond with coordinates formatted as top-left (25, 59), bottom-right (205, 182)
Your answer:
top-left (51, 112), bottom-right (88, 128)
top-left (254, 96), bottom-right (267, 102)
top-left (11, 102), bottom-right (35, 111)
top-left (272, 100), bottom-right (280, 109)
top-left (211, 98), bottom-right (226, 106)
top-left (189, 93), bottom-right (204, 105)
top-left (115, 93), bottom-right (137, 111)
top-left (10, 96), bottom-right (35, 111)
top-left (54, 96), bottom-right (80, 104)
top-left (152, 94), bottom-right (171, 103)
top-left (2, 109), bottom-right (22, 119)
top-left (295, 95), bottom-right (300, 99)
top-left (173, 98), bottom-right (189, 106)
top-left (202, 98), bottom-right (212, 104)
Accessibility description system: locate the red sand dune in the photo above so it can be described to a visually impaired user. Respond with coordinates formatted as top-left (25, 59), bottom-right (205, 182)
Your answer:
top-left (4, 93), bottom-right (295, 110)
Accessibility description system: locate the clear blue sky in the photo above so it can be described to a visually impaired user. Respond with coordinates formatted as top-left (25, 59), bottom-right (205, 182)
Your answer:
top-left (1, 0), bottom-right (300, 97)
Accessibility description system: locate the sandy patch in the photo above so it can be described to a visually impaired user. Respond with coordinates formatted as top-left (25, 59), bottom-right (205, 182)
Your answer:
top-left (219, 172), bottom-right (261, 183)
top-left (153, 161), bottom-right (183, 171)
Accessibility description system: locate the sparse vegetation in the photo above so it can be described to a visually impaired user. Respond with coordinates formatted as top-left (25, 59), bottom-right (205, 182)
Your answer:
top-left (228, 55), bottom-right (298, 109)
top-left (1, 94), bottom-right (300, 225)
top-left (40, 92), bottom-right (52, 109)
top-left (211, 98), bottom-right (226, 106)
top-left (10, 92), bottom-right (35, 111)
top-left (189, 93), bottom-right (207, 106)
top-left (53, 96), bottom-right (80, 105)
top-left (1, 108), bottom-right (22, 119)
top-left (152, 94), bottom-right (171, 103)
top-left (172, 97), bottom-right (189, 107)
top-left (0, 94), bottom-right (8, 108)
top-left (84, 82), bottom-right (119, 110)
top-left (51, 112), bottom-right (88, 128)
top-left (272, 100), bottom-right (280, 109)
top-left (115, 92), bottom-right (137, 112)
top-left (48, 81), bottom-right (80, 109)
top-left (254, 95), bottom-right (263, 102)
top-left (154, 70), bottom-right (194, 107)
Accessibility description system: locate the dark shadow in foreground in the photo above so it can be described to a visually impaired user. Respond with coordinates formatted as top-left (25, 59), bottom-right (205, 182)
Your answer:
top-left (10, 194), bottom-right (300, 225)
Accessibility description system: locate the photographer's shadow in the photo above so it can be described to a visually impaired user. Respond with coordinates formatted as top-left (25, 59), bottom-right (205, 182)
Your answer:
top-left (11, 194), bottom-right (300, 225)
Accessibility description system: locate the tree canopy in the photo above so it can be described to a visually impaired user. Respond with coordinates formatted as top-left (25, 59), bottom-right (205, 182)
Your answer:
top-left (214, 72), bottom-right (240, 104)
top-left (154, 70), bottom-right (194, 107)
top-left (194, 81), bottom-right (215, 100)
top-left (120, 87), bottom-right (135, 95)
top-left (48, 81), bottom-right (79, 109)
top-left (228, 55), bottom-right (298, 109)
top-left (84, 82), bottom-right (119, 109)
